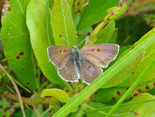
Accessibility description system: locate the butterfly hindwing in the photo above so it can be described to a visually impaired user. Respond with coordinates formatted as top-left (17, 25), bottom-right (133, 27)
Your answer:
top-left (47, 46), bottom-right (71, 69)
top-left (80, 59), bottom-right (103, 84)
top-left (58, 59), bottom-right (78, 82)
top-left (80, 44), bottom-right (119, 68)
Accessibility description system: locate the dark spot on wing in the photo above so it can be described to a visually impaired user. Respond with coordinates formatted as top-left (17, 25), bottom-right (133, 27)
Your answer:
top-left (111, 97), bottom-right (116, 101)
top-left (132, 72), bottom-right (134, 74)
top-left (133, 93), bottom-right (138, 97)
top-left (145, 85), bottom-right (150, 90)
top-left (116, 91), bottom-right (121, 96)
top-left (16, 56), bottom-right (20, 59)
top-left (19, 51), bottom-right (24, 56)
top-left (97, 48), bottom-right (100, 52)
top-left (88, 65), bottom-right (91, 69)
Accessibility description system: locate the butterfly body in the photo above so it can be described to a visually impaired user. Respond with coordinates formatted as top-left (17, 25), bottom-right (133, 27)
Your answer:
top-left (47, 44), bottom-right (119, 84)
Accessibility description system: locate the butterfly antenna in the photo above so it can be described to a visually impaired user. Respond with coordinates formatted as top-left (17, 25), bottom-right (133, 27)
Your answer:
top-left (59, 35), bottom-right (74, 47)
top-left (77, 36), bottom-right (89, 47)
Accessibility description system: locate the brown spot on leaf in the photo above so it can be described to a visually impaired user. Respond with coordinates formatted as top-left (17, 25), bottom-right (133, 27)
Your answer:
top-left (26, 82), bottom-right (30, 85)
top-left (130, 111), bottom-right (139, 116)
top-left (137, 89), bottom-right (142, 93)
top-left (0, 96), bottom-right (2, 100)
top-left (7, 7), bottom-right (11, 11)
top-left (21, 68), bottom-right (24, 71)
top-left (116, 91), bottom-right (121, 96)
top-left (19, 51), bottom-right (24, 56)
top-left (153, 82), bottom-right (155, 86)
top-left (4, 107), bottom-right (11, 112)
top-left (149, 21), bottom-right (153, 25)
top-left (73, 3), bottom-right (75, 8)
top-left (78, 10), bottom-right (81, 13)
top-left (77, 1), bottom-right (80, 6)
top-left (133, 93), bottom-right (138, 97)
top-left (145, 86), bottom-right (150, 90)
top-left (132, 45), bottom-right (134, 49)
top-left (126, 87), bottom-right (130, 90)
top-left (16, 56), bottom-right (20, 59)
top-left (111, 97), bottom-right (116, 101)
top-left (36, 73), bottom-right (38, 78)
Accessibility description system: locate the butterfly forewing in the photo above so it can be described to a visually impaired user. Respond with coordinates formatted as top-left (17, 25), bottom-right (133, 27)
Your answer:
top-left (80, 44), bottom-right (119, 68)
top-left (58, 59), bottom-right (78, 82)
top-left (80, 59), bottom-right (103, 84)
top-left (47, 46), bottom-right (71, 69)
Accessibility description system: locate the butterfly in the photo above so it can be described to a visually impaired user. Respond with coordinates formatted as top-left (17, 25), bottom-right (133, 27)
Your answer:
top-left (47, 43), bottom-right (119, 84)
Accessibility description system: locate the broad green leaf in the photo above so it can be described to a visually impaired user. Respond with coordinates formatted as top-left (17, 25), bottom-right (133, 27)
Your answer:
top-left (102, 51), bottom-right (144, 88)
top-left (77, 0), bottom-right (119, 31)
top-left (116, 16), bottom-right (152, 46)
top-left (115, 93), bottom-right (155, 117)
top-left (1, 0), bottom-right (36, 90)
top-left (0, 95), bottom-right (15, 117)
top-left (84, 93), bottom-right (155, 117)
top-left (143, 13), bottom-right (155, 28)
top-left (88, 1), bottom-right (127, 43)
top-left (41, 88), bottom-right (69, 103)
top-left (92, 78), bottom-right (155, 103)
top-left (26, 0), bottom-right (66, 86)
top-left (72, 0), bottom-right (85, 20)
top-left (118, 28), bottom-right (155, 86)
top-left (52, 30), bottom-right (155, 116)
top-left (95, 20), bottom-right (116, 44)
top-left (102, 28), bottom-right (155, 88)
top-left (51, 0), bottom-right (77, 47)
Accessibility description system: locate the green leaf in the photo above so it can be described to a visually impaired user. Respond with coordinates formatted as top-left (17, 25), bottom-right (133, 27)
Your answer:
top-left (51, 0), bottom-right (77, 47)
top-left (77, 0), bottom-right (119, 31)
top-left (115, 93), bottom-right (155, 117)
top-left (92, 78), bottom-right (155, 103)
top-left (143, 13), bottom-right (155, 28)
top-left (1, 0), bottom-right (36, 90)
top-left (0, 95), bottom-right (15, 117)
top-left (52, 29), bottom-right (155, 116)
top-left (102, 51), bottom-right (144, 88)
top-left (95, 20), bottom-right (116, 44)
top-left (26, 0), bottom-right (66, 86)
top-left (41, 88), bottom-right (69, 103)
top-left (84, 93), bottom-right (155, 117)
top-left (118, 29), bottom-right (155, 86)
top-left (72, 0), bottom-right (85, 20)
